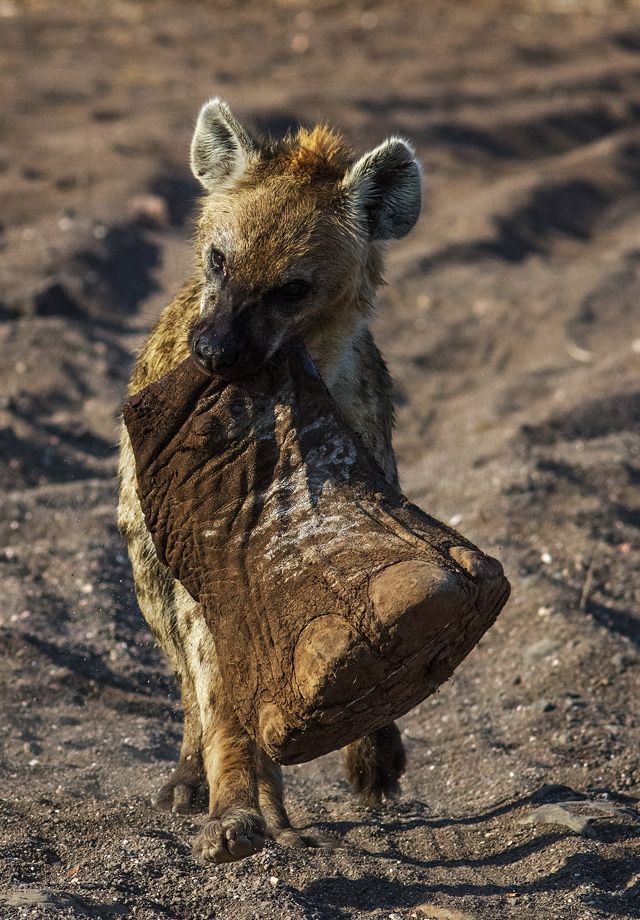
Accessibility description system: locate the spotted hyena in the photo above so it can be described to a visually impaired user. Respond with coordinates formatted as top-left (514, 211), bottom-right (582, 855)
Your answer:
top-left (118, 98), bottom-right (422, 864)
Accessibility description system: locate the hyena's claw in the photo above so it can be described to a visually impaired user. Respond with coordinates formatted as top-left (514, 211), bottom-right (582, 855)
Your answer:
top-left (193, 808), bottom-right (266, 864)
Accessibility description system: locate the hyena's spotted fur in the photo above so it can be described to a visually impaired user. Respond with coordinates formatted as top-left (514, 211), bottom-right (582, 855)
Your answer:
top-left (118, 99), bottom-right (421, 864)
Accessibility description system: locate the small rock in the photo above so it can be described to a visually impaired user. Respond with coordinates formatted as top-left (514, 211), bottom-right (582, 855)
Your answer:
top-left (523, 637), bottom-right (562, 664)
top-left (563, 693), bottom-right (586, 709)
top-left (361, 11), bottom-right (378, 28)
top-left (22, 740), bottom-right (42, 756)
top-left (1, 889), bottom-right (72, 908)
top-left (520, 798), bottom-right (638, 838)
top-left (291, 33), bottom-right (310, 53)
top-left (128, 193), bottom-right (170, 228)
top-left (415, 905), bottom-right (475, 920)
top-left (520, 803), bottom-right (596, 836)
top-left (532, 698), bottom-right (556, 713)
top-left (611, 651), bottom-right (637, 671)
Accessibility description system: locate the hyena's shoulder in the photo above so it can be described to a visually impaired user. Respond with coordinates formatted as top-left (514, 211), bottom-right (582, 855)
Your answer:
top-left (128, 278), bottom-right (201, 395)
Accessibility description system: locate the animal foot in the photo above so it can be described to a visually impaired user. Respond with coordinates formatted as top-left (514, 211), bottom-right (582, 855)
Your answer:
top-left (193, 808), bottom-right (266, 865)
top-left (345, 723), bottom-right (407, 807)
top-left (153, 753), bottom-right (207, 814)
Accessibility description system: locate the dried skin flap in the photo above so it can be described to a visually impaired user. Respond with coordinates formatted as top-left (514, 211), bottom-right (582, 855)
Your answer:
top-left (123, 349), bottom-right (510, 764)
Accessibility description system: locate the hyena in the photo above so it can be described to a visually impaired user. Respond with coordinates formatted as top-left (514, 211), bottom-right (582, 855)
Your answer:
top-left (118, 99), bottom-right (422, 864)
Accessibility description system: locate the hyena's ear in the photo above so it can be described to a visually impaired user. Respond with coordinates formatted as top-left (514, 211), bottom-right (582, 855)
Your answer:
top-left (343, 137), bottom-right (422, 240)
top-left (190, 98), bottom-right (256, 190)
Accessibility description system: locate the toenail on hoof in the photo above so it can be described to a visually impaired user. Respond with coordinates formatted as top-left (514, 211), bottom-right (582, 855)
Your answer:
top-left (449, 545), bottom-right (504, 580)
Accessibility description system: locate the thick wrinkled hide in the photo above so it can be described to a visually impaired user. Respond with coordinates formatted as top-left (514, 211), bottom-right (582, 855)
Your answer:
top-left (123, 349), bottom-right (510, 765)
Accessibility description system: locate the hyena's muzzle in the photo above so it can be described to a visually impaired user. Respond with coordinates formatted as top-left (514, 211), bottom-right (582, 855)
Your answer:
top-left (190, 288), bottom-right (299, 379)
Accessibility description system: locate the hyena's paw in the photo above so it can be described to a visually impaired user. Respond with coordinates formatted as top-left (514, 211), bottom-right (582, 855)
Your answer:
top-left (344, 723), bottom-right (407, 807)
top-left (193, 808), bottom-right (266, 865)
top-left (153, 753), bottom-right (207, 815)
top-left (273, 827), bottom-right (341, 850)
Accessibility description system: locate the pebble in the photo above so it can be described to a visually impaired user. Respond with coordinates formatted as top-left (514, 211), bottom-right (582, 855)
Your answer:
top-left (523, 637), bottom-right (562, 664)
top-left (128, 194), bottom-right (170, 228)
top-left (520, 803), bottom-right (596, 836)
top-left (611, 651), bottom-right (637, 671)
top-left (1, 889), bottom-right (77, 909)
top-left (520, 799), bottom-right (637, 838)
top-left (564, 693), bottom-right (586, 709)
top-left (22, 741), bottom-right (41, 756)
top-left (291, 33), bottom-right (310, 53)
top-left (532, 698), bottom-right (556, 713)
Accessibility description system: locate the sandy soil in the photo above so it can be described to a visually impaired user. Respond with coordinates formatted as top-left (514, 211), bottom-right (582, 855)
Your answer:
top-left (1, 1), bottom-right (639, 918)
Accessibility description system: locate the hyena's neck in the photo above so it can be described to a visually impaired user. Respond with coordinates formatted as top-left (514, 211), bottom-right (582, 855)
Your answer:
top-left (305, 287), bottom-right (376, 394)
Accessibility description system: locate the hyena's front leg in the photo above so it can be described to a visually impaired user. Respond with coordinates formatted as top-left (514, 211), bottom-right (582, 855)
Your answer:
top-left (119, 429), bottom-right (207, 813)
top-left (192, 691), bottom-right (266, 865)
top-left (343, 723), bottom-right (406, 806)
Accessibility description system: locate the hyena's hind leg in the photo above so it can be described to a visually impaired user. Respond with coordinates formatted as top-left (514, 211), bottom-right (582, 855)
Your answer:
top-left (153, 676), bottom-right (207, 814)
top-left (343, 723), bottom-right (407, 806)
top-left (127, 560), bottom-right (208, 814)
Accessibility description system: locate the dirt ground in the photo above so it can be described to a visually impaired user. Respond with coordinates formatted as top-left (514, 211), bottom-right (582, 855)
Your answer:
top-left (1, 1), bottom-right (639, 917)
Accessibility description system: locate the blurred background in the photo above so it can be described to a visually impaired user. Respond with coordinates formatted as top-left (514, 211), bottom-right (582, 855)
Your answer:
top-left (1, 1), bottom-right (639, 918)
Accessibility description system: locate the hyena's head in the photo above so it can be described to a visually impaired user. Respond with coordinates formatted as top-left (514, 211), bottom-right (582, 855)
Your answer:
top-left (189, 98), bottom-right (421, 378)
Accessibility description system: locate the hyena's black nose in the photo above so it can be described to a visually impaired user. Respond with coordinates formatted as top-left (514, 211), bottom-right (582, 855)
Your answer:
top-left (191, 329), bottom-right (240, 375)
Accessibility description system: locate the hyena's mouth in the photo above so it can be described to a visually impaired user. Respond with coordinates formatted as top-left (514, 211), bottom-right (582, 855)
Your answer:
top-left (189, 321), bottom-right (272, 380)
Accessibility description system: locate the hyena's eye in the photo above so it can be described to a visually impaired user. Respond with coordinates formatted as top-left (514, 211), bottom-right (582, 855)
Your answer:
top-left (209, 248), bottom-right (227, 276)
top-left (276, 280), bottom-right (310, 303)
